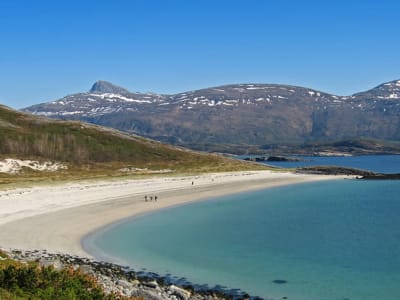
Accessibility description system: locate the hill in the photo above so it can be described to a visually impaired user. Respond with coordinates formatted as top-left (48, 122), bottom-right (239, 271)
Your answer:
top-left (0, 105), bottom-right (264, 178)
top-left (23, 79), bottom-right (400, 154)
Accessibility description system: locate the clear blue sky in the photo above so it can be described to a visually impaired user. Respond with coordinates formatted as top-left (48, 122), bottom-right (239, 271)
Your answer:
top-left (1, 0), bottom-right (399, 109)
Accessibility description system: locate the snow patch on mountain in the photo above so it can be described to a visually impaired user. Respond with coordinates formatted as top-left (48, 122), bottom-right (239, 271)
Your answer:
top-left (88, 93), bottom-right (152, 103)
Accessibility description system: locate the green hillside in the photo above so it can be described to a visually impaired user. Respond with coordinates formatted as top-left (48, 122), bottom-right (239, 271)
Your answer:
top-left (0, 105), bottom-right (265, 179)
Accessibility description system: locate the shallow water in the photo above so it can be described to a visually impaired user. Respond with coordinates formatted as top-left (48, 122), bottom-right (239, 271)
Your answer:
top-left (85, 179), bottom-right (400, 299)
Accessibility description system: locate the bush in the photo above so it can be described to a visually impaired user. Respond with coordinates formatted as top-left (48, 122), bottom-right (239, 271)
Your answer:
top-left (0, 264), bottom-right (118, 300)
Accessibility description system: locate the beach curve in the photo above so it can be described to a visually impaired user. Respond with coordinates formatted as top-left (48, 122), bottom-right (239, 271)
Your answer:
top-left (0, 171), bottom-right (340, 257)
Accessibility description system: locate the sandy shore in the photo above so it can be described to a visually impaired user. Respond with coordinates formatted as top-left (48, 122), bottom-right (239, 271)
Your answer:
top-left (0, 171), bottom-right (339, 257)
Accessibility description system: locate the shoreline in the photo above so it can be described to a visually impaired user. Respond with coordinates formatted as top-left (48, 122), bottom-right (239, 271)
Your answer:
top-left (0, 171), bottom-right (341, 258)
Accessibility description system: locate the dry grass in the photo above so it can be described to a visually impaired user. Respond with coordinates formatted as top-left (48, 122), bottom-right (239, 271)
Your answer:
top-left (0, 104), bottom-right (273, 190)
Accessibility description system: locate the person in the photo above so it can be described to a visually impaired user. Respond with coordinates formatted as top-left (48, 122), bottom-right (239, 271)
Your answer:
top-left (150, 196), bottom-right (153, 201)
top-left (144, 195), bottom-right (148, 202)
top-left (155, 195), bottom-right (158, 201)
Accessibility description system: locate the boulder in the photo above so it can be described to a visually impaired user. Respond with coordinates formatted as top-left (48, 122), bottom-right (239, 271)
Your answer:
top-left (169, 285), bottom-right (191, 300)
top-left (38, 257), bottom-right (64, 271)
top-left (143, 280), bottom-right (159, 289)
top-left (116, 279), bottom-right (134, 290)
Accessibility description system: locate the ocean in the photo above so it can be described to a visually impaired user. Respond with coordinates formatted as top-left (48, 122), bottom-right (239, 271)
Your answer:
top-left (84, 156), bottom-right (400, 300)
top-left (255, 154), bottom-right (400, 174)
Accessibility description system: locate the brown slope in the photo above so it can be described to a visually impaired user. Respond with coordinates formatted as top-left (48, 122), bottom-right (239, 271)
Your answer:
top-left (0, 104), bottom-right (264, 173)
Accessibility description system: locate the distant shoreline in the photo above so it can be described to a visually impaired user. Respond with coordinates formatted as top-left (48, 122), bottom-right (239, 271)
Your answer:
top-left (0, 171), bottom-right (342, 258)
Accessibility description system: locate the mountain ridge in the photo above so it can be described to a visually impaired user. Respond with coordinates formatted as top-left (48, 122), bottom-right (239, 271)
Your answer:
top-left (23, 79), bottom-right (400, 153)
top-left (84, 79), bottom-right (400, 98)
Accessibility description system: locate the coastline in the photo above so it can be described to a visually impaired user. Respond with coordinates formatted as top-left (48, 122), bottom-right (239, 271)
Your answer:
top-left (0, 171), bottom-right (340, 258)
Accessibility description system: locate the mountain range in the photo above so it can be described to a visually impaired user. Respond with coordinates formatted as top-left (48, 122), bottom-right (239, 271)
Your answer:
top-left (23, 79), bottom-right (400, 153)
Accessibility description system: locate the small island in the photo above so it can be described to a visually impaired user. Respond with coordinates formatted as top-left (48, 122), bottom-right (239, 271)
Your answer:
top-left (244, 156), bottom-right (303, 162)
top-left (296, 166), bottom-right (400, 179)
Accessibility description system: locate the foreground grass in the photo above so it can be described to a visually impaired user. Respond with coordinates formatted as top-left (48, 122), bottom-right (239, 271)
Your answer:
top-left (0, 251), bottom-right (133, 300)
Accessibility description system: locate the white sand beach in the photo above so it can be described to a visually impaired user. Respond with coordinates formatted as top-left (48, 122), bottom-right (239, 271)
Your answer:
top-left (0, 171), bottom-right (339, 257)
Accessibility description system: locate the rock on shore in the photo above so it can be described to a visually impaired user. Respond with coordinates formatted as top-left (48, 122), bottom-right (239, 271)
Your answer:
top-left (4, 249), bottom-right (255, 300)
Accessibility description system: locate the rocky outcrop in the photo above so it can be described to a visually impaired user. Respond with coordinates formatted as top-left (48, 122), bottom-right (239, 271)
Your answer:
top-left (244, 156), bottom-right (267, 162)
top-left (244, 156), bottom-right (302, 162)
top-left (360, 173), bottom-right (400, 180)
top-left (295, 166), bottom-right (376, 176)
top-left (296, 166), bottom-right (400, 179)
top-left (90, 80), bottom-right (130, 94)
top-left (266, 156), bottom-right (302, 162)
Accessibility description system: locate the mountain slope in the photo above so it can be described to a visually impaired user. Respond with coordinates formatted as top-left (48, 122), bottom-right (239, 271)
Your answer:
top-left (0, 105), bottom-right (262, 172)
top-left (23, 80), bottom-right (400, 152)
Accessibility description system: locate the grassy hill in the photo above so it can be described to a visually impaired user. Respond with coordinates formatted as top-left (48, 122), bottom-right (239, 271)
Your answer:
top-left (0, 105), bottom-right (266, 181)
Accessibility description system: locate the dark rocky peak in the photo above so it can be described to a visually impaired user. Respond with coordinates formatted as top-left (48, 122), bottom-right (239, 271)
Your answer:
top-left (89, 80), bottom-right (130, 94)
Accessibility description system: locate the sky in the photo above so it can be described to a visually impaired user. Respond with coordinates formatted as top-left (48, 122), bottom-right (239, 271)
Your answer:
top-left (0, 0), bottom-right (399, 109)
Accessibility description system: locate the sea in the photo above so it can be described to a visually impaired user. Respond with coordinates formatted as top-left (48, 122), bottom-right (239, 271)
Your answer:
top-left (248, 154), bottom-right (400, 174)
top-left (84, 155), bottom-right (400, 300)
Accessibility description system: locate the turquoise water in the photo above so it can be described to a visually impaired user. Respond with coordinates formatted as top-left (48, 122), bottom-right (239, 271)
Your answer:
top-left (84, 179), bottom-right (400, 299)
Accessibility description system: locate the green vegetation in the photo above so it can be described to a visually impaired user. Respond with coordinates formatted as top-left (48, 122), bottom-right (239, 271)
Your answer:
top-left (0, 105), bottom-right (268, 186)
top-left (0, 106), bottom-right (268, 166)
top-left (0, 252), bottom-right (129, 300)
top-left (0, 105), bottom-right (185, 165)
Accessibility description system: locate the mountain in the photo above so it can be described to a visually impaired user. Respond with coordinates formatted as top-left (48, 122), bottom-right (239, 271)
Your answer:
top-left (0, 105), bottom-right (262, 173)
top-left (89, 80), bottom-right (130, 94)
top-left (23, 79), bottom-right (400, 153)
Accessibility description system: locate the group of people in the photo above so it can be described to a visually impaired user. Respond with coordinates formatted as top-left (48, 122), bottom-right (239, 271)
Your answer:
top-left (144, 195), bottom-right (158, 202)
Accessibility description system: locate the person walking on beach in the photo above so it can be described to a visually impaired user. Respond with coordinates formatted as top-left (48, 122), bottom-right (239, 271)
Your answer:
top-left (144, 195), bottom-right (148, 202)
top-left (155, 196), bottom-right (158, 202)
